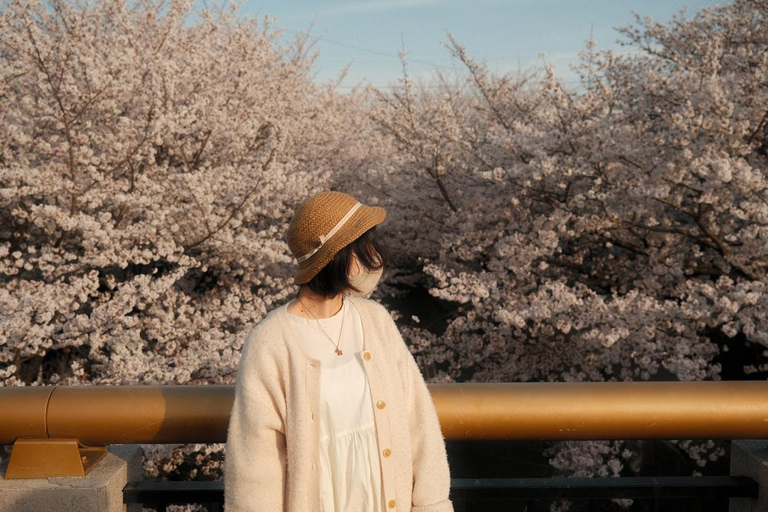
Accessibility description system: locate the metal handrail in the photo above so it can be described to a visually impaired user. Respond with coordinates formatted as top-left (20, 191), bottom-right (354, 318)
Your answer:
top-left (2, 381), bottom-right (768, 444)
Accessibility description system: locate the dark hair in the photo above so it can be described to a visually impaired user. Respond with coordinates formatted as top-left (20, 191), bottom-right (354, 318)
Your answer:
top-left (303, 226), bottom-right (389, 299)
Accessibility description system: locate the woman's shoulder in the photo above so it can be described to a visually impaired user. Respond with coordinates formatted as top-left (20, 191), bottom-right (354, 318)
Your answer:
top-left (347, 296), bottom-right (407, 358)
top-left (241, 303), bottom-right (291, 359)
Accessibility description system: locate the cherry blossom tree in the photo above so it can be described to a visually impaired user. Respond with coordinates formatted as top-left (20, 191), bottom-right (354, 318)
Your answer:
top-left (362, 0), bottom-right (767, 499)
top-left (0, 0), bottom-right (363, 386)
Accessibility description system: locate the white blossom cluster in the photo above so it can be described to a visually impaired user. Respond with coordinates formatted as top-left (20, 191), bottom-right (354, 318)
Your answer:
top-left (0, 0), bottom-right (361, 386)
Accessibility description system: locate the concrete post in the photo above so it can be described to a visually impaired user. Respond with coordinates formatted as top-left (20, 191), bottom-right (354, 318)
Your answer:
top-left (0, 444), bottom-right (142, 512)
top-left (730, 440), bottom-right (768, 512)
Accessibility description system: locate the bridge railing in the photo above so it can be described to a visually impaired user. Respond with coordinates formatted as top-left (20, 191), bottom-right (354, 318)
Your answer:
top-left (1, 381), bottom-right (766, 511)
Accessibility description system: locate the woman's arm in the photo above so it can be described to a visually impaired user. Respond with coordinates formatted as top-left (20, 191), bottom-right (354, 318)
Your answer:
top-left (388, 317), bottom-right (454, 512)
top-left (224, 327), bottom-right (287, 511)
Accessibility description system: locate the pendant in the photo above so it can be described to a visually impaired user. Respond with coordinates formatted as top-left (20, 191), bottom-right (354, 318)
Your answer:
top-left (335, 347), bottom-right (343, 356)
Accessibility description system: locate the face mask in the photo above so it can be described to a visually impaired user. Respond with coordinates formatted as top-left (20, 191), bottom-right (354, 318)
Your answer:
top-left (347, 256), bottom-right (383, 297)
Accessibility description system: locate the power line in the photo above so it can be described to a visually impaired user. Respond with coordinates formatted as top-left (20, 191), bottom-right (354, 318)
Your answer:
top-left (331, 77), bottom-right (583, 90)
top-left (275, 27), bottom-right (583, 91)
top-left (279, 26), bottom-right (457, 71)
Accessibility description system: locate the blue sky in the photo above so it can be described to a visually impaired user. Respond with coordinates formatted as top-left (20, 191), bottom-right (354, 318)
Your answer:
top-left (224, 0), bottom-right (724, 90)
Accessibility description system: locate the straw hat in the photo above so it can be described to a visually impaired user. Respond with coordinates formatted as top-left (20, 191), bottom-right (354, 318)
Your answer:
top-left (286, 191), bottom-right (386, 285)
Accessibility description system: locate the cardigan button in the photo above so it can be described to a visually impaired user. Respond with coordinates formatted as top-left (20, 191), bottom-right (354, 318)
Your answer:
top-left (363, 351), bottom-right (371, 360)
top-left (382, 448), bottom-right (391, 457)
top-left (388, 499), bottom-right (396, 508)
top-left (376, 400), bottom-right (386, 409)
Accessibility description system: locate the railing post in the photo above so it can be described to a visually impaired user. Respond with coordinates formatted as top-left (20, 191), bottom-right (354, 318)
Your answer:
top-left (4, 438), bottom-right (108, 478)
top-left (730, 440), bottom-right (768, 512)
top-left (0, 444), bottom-right (143, 512)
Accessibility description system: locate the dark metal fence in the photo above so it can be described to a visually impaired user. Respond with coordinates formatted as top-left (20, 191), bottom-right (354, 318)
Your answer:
top-left (123, 475), bottom-right (758, 512)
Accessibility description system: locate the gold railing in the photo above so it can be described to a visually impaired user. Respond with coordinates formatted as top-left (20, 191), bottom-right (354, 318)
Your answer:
top-left (2, 381), bottom-right (768, 478)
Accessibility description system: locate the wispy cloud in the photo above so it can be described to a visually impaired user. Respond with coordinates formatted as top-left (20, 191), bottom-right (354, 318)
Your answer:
top-left (320, 0), bottom-right (449, 16)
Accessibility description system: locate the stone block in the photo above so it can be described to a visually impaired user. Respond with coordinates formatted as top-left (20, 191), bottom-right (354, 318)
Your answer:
top-left (730, 440), bottom-right (768, 512)
top-left (0, 444), bottom-right (143, 512)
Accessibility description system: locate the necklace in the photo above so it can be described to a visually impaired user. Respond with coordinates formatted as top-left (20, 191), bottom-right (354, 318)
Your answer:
top-left (296, 295), bottom-right (345, 356)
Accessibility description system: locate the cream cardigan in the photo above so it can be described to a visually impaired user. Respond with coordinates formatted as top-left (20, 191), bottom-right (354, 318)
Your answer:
top-left (224, 295), bottom-right (454, 512)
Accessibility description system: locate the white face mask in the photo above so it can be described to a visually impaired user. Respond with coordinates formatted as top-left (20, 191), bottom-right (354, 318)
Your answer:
top-left (346, 255), bottom-right (383, 297)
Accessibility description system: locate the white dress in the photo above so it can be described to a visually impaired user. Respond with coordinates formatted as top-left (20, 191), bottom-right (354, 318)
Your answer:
top-left (286, 296), bottom-right (386, 512)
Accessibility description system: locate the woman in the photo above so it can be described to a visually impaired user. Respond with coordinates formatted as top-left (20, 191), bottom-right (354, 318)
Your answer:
top-left (224, 190), bottom-right (453, 512)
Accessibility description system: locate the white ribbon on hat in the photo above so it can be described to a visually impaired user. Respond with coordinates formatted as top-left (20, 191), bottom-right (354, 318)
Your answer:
top-left (296, 202), bottom-right (362, 263)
